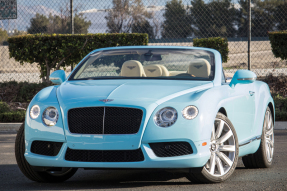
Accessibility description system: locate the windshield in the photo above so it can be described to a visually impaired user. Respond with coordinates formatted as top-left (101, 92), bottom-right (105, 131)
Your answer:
top-left (69, 48), bottom-right (215, 81)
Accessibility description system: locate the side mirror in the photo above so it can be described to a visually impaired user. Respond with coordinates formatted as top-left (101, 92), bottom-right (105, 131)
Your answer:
top-left (229, 70), bottom-right (256, 88)
top-left (50, 70), bottom-right (66, 85)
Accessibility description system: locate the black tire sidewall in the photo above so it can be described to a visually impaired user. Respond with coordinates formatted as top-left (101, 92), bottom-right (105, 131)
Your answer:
top-left (15, 122), bottom-right (77, 182)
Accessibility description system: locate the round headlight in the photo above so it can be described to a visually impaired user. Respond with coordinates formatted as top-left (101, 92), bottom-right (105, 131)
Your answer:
top-left (30, 105), bottom-right (40, 119)
top-left (42, 107), bottom-right (59, 126)
top-left (182, 106), bottom-right (198, 120)
top-left (154, 107), bottom-right (177, 127)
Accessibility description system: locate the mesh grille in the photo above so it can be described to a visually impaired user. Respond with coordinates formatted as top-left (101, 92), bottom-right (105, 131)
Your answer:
top-left (68, 107), bottom-right (104, 134)
top-left (68, 107), bottom-right (143, 134)
top-left (149, 142), bottom-right (193, 157)
top-left (104, 107), bottom-right (143, 134)
top-left (65, 148), bottom-right (144, 162)
top-left (31, 141), bottom-right (63, 156)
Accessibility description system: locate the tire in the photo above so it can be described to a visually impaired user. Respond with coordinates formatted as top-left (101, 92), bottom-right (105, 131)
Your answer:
top-left (186, 112), bottom-right (239, 183)
top-left (15, 123), bottom-right (78, 182)
top-left (242, 107), bottom-right (274, 168)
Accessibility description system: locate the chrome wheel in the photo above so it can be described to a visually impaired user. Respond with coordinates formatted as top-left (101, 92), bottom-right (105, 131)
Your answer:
top-left (264, 110), bottom-right (274, 162)
top-left (204, 118), bottom-right (236, 177)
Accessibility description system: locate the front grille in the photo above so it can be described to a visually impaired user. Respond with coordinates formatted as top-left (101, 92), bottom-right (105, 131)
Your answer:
top-left (149, 142), bottom-right (193, 157)
top-left (65, 148), bottom-right (144, 162)
top-left (31, 141), bottom-right (63, 156)
top-left (68, 107), bottom-right (143, 134)
top-left (68, 107), bottom-right (104, 134)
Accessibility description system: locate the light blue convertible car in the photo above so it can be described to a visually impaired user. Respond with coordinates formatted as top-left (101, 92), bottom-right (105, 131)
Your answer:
top-left (15, 46), bottom-right (274, 183)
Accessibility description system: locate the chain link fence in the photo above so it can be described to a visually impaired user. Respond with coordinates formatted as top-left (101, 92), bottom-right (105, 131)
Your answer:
top-left (0, 0), bottom-right (287, 82)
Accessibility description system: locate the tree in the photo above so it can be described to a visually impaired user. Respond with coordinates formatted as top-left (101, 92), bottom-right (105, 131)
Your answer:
top-left (132, 20), bottom-right (155, 39)
top-left (161, 0), bottom-right (192, 39)
top-left (105, 0), bottom-right (152, 33)
top-left (27, 5), bottom-right (91, 34)
top-left (190, 0), bottom-right (236, 38)
top-left (27, 13), bottom-right (50, 34)
top-left (12, 29), bottom-right (27, 36)
top-left (274, 2), bottom-right (287, 31)
top-left (236, 0), bottom-right (279, 37)
top-left (0, 28), bottom-right (8, 45)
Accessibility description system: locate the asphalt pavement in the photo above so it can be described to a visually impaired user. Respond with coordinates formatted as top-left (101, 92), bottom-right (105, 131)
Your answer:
top-left (0, 130), bottom-right (286, 191)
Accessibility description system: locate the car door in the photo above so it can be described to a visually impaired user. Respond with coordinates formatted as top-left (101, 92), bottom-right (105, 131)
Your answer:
top-left (228, 82), bottom-right (256, 143)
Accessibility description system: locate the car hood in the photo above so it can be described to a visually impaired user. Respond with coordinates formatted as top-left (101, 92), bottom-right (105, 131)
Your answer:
top-left (57, 79), bottom-right (213, 108)
top-left (56, 79), bottom-right (213, 150)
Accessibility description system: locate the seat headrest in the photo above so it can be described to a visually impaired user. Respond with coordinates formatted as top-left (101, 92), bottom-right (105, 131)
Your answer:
top-left (144, 64), bottom-right (169, 77)
top-left (188, 59), bottom-right (211, 78)
top-left (159, 65), bottom-right (169, 76)
top-left (120, 60), bottom-right (146, 77)
top-left (144, 65), bottom-right (162, 77)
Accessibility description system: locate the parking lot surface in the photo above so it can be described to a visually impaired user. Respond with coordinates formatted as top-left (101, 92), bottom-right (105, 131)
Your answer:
top-left (0, 130), bottom-right (286, 191)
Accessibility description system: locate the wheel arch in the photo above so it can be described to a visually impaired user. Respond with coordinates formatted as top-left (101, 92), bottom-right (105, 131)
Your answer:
top-left (268, 102), bottom-right (275, 124)
top-left (218, 107), bottom-right (227, 117)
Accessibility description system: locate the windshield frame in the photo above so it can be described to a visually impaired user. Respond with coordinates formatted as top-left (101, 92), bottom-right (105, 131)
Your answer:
top-left (68, 48), bottom-right (215, 81)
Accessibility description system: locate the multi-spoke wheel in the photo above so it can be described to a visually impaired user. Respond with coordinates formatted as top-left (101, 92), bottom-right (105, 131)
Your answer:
top-left (265, 109), bottom-right (274, 162)
top-left (204, 118), bottom-right (236, 177)
top-left (186, 112), bottom-right (239, 183)
top-left (242, 107), bottom-right (274, 168)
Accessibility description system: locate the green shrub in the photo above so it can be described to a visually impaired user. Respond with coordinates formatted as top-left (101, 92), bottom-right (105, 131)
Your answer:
top-left (275, 110), bottom-right (287, 121)
top-left (0, 101), bottom-right (10, 113)
top-left (193, 37), bottom-right (229, 63)
top-left (268, 31), bottom-right (287, 61)
top-left (0, 110), bottom-right (26, 122)
top-left (0, 81), bottom-right (51, 103)
top-left (273, 95), bottom-right (287, 121)
top-left (8, 33), bottom-right (148, 82)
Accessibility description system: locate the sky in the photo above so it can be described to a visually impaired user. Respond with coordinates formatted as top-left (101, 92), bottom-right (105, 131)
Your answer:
top-left (0, 0), bottom-right (241, 34)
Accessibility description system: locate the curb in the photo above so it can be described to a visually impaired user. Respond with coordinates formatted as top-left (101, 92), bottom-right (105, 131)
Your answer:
top-left (0, 122), bottom-right (287, 132)
top-left (274, 121), bottom-right (287, 130)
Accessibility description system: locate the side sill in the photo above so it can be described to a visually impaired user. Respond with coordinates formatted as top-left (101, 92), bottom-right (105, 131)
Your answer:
top-left (239, 135), bottom-right (261, 147)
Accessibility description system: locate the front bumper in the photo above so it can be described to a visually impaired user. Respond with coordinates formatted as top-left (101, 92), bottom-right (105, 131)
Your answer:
top-left (25, 140), bottom-right (210, 169)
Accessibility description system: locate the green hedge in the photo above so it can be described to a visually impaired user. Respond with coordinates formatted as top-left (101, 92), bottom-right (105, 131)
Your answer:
top-left (273, 95), bottom-right (287, 121)
top-left (0, 101), bottom-right (26, 122)
top-left (268, 31), bottom-right (287, 61)
top-left (0, 110), bottom-right (26, 122)
top-left (0, 101), bottom-right (10, 113)
top-left (0, 81), bottom-right (51, 102)
top-left (8, 33), bottom-right (148, 82)
top-left (193, 37), bottom-right (229, 63)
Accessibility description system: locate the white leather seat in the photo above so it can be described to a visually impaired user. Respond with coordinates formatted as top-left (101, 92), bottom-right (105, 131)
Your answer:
top-left (120, 60), bottom-right (146, 77)
top-left (144, 65), bottom-right (169, 77)
top-left (169, 71), bottom-right (186, 76)
top-left (188, 59), bottom-right (211, 78)
top-left (159, 65), bottom-right (169, 76)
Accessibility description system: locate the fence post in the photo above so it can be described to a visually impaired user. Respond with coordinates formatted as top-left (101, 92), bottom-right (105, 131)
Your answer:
top-left (70, 0), bottom-right (74, 70)
top-left (247, 0), bottom-right (251, 70)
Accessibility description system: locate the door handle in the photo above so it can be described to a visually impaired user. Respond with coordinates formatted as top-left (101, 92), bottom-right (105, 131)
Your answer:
top-left (249, 91), bottom-right (255, 96)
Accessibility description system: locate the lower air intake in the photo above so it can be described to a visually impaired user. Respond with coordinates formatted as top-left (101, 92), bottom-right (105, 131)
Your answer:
top-left (65, 148), bottom-right (144, 162)
top-left (31, 141), bottom-right (63, 156)
top-left (149, 142), bottom-right (193, 157)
